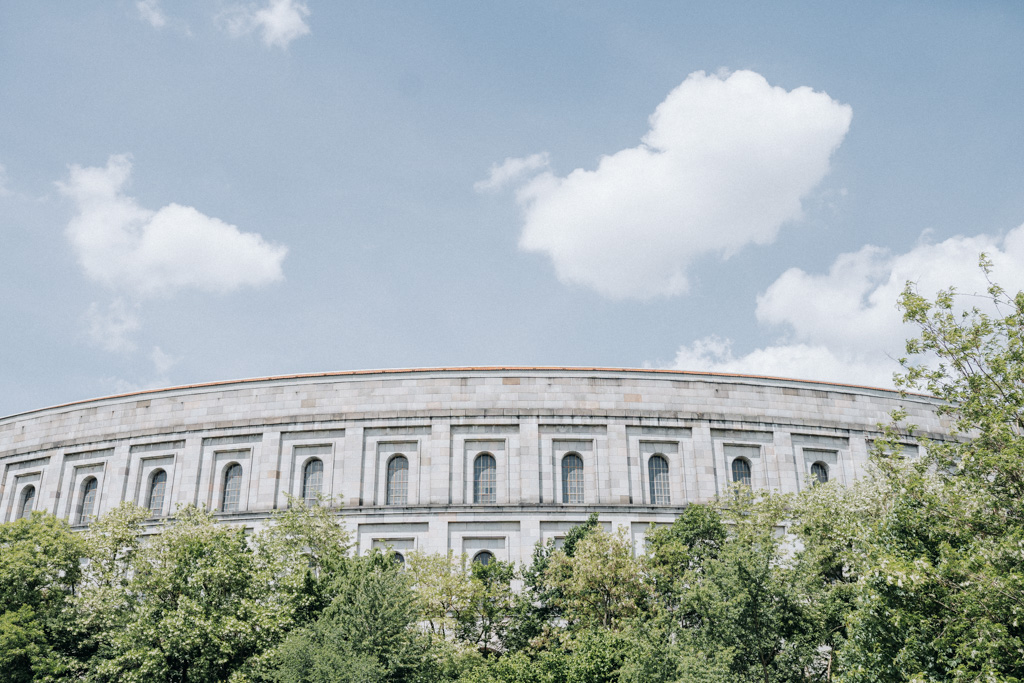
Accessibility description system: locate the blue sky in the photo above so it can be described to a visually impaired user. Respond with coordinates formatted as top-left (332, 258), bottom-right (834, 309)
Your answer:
top-left (1, 1), bottom-right (1023, 416)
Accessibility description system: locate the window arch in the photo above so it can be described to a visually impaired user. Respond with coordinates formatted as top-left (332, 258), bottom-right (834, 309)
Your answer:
top-left (18, 485), bottom-right (35, 520)
top-left (302, 458), bottom-right (324, 506)
top-left (648, 455), bottom-right (670, 504)
top-left (386, 455), bottom-right (409, 506)
top-left (473, 550), bottom-right (494, 566)
top-left (562, 453), bottom-right (584, 504)
top-left (147, 469), bottom-right (167, 516)
top-left (393, 552), bottom-right (405, 565)
top-left (77, 477), bottom-right (98, 524)
top-left (731, 457), bottom-right (752, 487)
top-left (473, 453), bottom-right (496, 504)
top-left (810, 462), bottom-right (829, 484)
top-left (222, 463), bottom-right (243, 512)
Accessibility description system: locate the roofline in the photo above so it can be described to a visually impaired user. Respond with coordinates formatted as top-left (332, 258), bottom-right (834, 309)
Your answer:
top-left (2, 366), bottom-right (934, 421)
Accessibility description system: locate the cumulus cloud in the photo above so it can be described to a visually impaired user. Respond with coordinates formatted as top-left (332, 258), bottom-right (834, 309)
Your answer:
top-left (58, 154), bottom-right (287, 297)
top-left (670, 225), bottom-right (1024, 387)
top-left (507, 70), bottom-right (851, 299)
top-left (85, 299), bottom-right (141, 353)
top-left (475, 153), bottom-right (550, 193)
top-left (136, 0), bottom-right (167, 28)
top-left (222, 0), bottom-right (311, 49)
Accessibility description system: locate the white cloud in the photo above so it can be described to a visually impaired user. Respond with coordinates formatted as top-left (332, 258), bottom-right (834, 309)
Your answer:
top-left (136, 0), bottom-right (167, 28)
top-left (474, 153), bottom-right (550, 193)
top-left (509, 69), bottom-right (852, 299)
top-left (104, 346), bottom-right (181, 395)
top-left (85, 299), bottom-right (141, 353)
top-left (670, 224), bottom-right (1024, 387)
top-left (222, 0), bottom-right (311, 49)
top-left (58, 154), bottom-right (287, 297)
top-left (671, 336), bottom-right (898, 388)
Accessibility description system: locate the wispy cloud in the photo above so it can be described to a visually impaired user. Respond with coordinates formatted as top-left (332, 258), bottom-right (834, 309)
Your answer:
top-left (136, 0), bottom-right (167, 29)
top-left (221, 0), bottom-right (311, 49)
top-left (58, 154), bottom-right (287, 297)
top-left (495, 70), bottom-right (851, 300)
top-left (474, 153), bottom-right (549, 193)
top-left (103, 345), bottom-right (182, 395)
top-left (84, 299), bottom-right (141, 353)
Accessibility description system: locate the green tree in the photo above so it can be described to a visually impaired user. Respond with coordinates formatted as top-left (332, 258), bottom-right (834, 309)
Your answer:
top-left (453, 648), bottom-right (566, 683)
top-left (84, 504), bottom-right (332, 682)
top-left (0, 512), bottom-right (86, 682)
top-left (504, 514), bottom-right (602, 651)
top-left (458, 559), bottom-right (516, 653)
top-left (834, 263), bottom-right (1024, 681)
top-left (787, 474), bottom-right (890, 681)
top-left (72, 502), bottom-right (150, 668)
top-left (269, 553), bottom-right (424, 683)
top-left (644, 503), bottom-right (727, 605)
top-left (671, 489), bottom-right (827, 683)
top-left (251, 495), bottom-right (355, 627)
top-left (545, 526), bottom-right (649, 631)
top-left (0, 605), bottom-right (49, 683)
top-left (406, 551), bottom-right (474, 639)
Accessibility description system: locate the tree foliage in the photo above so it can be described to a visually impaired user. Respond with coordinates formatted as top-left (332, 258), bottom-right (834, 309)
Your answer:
top-left (269, 552), bottom-right (423, 683)
top-left (0, 512), bottom-right (85, 681)
top-left (833, 261), bottom-right (1024, 682)
top-left (545, 526), bottom-right (648, 631)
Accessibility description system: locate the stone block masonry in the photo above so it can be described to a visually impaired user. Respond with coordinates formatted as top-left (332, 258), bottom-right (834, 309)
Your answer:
top-left (0, 367), bottom-right (950, 564)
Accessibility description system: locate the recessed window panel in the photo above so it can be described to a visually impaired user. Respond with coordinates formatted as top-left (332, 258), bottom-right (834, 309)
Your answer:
top-left (562, 453), bottom-right (584, 504)
top-left (648, 455), bottom-right (670, 504)
top-left (18, 486), bottom-right (35, 520)
top-left (731, 458), bottom-right (752, 487)
top-left (222, 464), bottom-right (243, 512)
top-left (473, 453), bottom-right (497, 504)
top-left (78, 477), bottom-right (98, 524)
top-left (148, 469), bottom-right (167, 516)
top-left (386, 455), bottom-right (409, 506)
top-left (302, 458), bottom-right (324, 506)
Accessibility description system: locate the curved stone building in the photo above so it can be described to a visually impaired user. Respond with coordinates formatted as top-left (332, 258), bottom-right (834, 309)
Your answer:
top-left (0, 367), bottom-right (948, 564)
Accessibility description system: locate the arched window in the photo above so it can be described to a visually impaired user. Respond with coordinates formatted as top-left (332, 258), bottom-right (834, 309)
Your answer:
top-left (148, 469), bottom-right (167, 516)
top-left (731, 458), bottom-right (752, 487)
top-left (473, 453), bottom-right (496, 504)
top-left (648, 455), bottom-right (670, 504)
top-left (562, 453), bottom-right (584, 504)
top-left (393, 552), bottom-right (405, 565)
top-left (386, 455), bottom-right (408, 506)
top-left (302, 459), bottom-right (324, 506)
top-left (473, 550), bottom-right (494, 566)
top-left (810, 462), bottom-right (829, 484)
top-left (18, 485), bottom-right (35, 520)
top-left (78, 477), bottom-right (98, 524)
top-left (222, 463), bottom-right (243, 512)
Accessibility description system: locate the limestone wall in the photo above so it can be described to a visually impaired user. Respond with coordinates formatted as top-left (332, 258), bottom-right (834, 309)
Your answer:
top-left (0, 368), bottom-right (949, 564)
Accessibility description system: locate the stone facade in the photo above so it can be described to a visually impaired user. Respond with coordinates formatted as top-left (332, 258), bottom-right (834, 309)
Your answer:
top-left (0, 368), bottom-right (949, 564)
